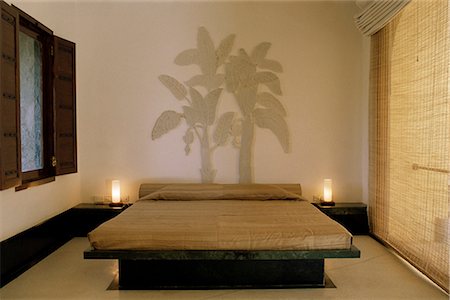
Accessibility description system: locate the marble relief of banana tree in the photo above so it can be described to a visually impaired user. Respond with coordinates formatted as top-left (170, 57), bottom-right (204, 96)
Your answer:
top-left (225, 43), bottom-right (289, 183)
top-left (152, 28), bottom-right (236, 183)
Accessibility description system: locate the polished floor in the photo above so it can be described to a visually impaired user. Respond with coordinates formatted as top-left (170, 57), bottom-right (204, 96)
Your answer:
top-left (0, 236), bottom-right (447, 300)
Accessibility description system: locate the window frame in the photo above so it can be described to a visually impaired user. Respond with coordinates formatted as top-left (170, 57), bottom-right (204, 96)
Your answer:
top-left (0, 1), bottom-right (21, 190)
top-left (15, 9), bottom-right (55, 188)
top-left (0, 2), bottom-right (77, 192)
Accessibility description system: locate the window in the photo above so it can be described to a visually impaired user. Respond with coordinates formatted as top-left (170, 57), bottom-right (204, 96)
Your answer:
top-left (0, 2), bottom-right (77, 191)
top-left (17, 12), bottom-right (55, 186)
top-left (19, 30), bottom-right (44, 173)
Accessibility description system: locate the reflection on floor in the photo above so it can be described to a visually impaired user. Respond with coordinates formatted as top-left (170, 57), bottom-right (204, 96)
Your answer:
top-left (0, 236), bottom-right (447, 300)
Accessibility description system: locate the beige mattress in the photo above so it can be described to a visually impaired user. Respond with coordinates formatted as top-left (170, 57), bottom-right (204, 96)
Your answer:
top-left (88, 184), bottom-right (352, 251)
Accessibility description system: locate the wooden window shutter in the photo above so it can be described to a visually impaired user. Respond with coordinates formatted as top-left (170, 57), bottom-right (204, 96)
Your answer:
top-left (53, 36), bottom-right (76, 175)
top-left (0, 2), bottom-right (21, 190)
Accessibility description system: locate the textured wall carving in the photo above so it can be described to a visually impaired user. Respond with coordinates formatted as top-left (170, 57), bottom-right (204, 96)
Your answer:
top-left (152, 27), bottom-right (289, 183)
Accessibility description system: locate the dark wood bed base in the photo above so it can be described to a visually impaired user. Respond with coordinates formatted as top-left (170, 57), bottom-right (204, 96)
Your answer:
top-left (84, 246), bottom-right (360, 289)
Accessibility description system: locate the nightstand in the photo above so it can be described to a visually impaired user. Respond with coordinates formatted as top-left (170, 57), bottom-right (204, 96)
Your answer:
top-left (312, 202), bottom-right (369, 235)
top-left (70, 203), bottom-right (131, 237)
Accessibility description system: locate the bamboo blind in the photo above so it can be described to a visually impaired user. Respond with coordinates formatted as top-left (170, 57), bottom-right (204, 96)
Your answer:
top-left (369, 0), bottom-right (449, 292)
top-left (354, 0), bottom-right (411, 36)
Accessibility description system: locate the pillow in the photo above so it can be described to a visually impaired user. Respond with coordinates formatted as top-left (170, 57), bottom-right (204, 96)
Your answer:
top-left (139, 184), bottom-right (302, 201)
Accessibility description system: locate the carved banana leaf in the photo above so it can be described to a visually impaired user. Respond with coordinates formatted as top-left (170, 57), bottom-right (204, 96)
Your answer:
top-left (204, 88), bottom-right (222, 125)
top-left (257, 92), bottom-right (286, 116)
top-left (189, 87), bottom-right (204, 108)
top-left (174, 49), bottom-right (198, 66)
top-left (152, 110), bottom-right (182, 140)
top-left (182, 106), bottom-right (200, 127)
top-left (251, 42), bottom-right (271, 64)
top-left (238, 48), bottom-right (252, 61)
top-left (254, 72), bottom-right (282, 95)
top-left (224, 62), bottom-right (239, 92)
top-left (209, 74), bottom-right (225, 91)
top-left (250, 42), bottom-right (282, 72)
top-left (225, 50), bottom-right (257, 93)
top-left (197, 27), bottom-right (216, 76)
top-left (235, 86), bottom-right (258, 116)
top-left (213, 112), bottom-right (235, 146)
top-left (216, 34), bottom-right (236, 67)
top-left (183, 87), bottom-right (222, 127)
top-left (253, 108), bottom-right (289, 153)
top-left (186, 74), bottom-right (225, 91)
top-left (258, 59), bottom-right (283, 72)
top-left (176, 28), bottom-right (236, 78)
top-left (158, 75), bottom-right (187, 100)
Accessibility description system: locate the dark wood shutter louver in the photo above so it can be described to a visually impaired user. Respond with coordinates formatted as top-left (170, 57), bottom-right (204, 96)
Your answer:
top-left (53, 36), bottom-right (76, 175)
top-left (0, 2), bottom-right (20, 190)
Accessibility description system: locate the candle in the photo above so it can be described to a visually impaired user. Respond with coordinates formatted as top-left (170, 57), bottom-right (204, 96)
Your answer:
top-left (323, 179), bottom-right (332, 203)
top-left (112, 180), bottom-right (121, 204)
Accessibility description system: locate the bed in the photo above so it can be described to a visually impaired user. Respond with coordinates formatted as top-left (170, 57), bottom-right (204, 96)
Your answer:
top-left (84, 183), bottom-right (360, 289)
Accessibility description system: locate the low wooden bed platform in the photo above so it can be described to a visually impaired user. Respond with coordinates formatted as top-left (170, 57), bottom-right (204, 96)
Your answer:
top-left (83, 183), bottom-right (361, 289)
top-left (84, 246), bottom-right (360, 289)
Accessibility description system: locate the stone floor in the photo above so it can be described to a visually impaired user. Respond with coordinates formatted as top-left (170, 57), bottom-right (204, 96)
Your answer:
top-left (0, 236), bottom-right (447, 300)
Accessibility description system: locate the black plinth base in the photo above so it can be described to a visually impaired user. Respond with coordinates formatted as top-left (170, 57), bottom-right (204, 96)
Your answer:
top-left (118, 259), bottom-right (325, 289)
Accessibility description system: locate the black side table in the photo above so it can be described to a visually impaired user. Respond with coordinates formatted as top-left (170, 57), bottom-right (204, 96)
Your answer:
top-left (70, 203), bottom-right (131, 237)
top-left (312, 202), bottom-right (369, 235)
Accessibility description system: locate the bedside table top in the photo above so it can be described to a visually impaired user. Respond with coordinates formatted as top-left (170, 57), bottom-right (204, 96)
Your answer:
top-left (312, 202), bottom-right (367, 209)
top-left (73, 203), bottom-right (131, 210)
top-left (312, 202), bottom-right (367, 215)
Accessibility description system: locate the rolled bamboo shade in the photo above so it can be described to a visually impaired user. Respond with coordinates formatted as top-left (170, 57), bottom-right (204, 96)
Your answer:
top-left (369, 0), bottom-right (449, 292)
top-left (354, 0), bottom-right (411, 36)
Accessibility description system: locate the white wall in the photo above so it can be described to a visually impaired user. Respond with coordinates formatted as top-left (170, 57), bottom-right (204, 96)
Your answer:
top-left (0, 175), bottom-right (80, 241)
top-left (75, 1), bottom-right (368, 202)
top-left (1, 0), bottom-right (369, 241)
